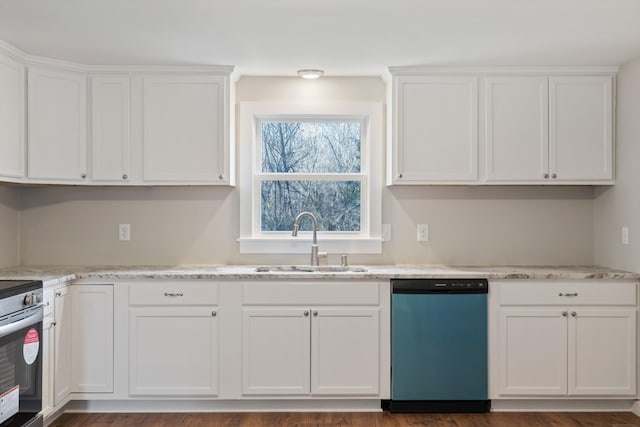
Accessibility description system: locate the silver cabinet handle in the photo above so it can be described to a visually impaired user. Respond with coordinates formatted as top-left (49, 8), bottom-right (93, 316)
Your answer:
top-left (571, 311), bottom-right (577, 317)
top-left (313, 311), bottom-right (319, 317)
top-left (559, 292), bottom-right (578, 297)
top-left (164, 292), bottom-right (184, 297)
top-left (544, 173), bottom-right (549, 179)
top-left (81, 173), bottom-right (87, 179)
top-left (562, 311), bottom-right (568, 317)
top-left (51, 321), bottom-right (57, 327)
top-left (122, 174), bottom-right (128, 180)
top-left (398, 173), bottom-right (403, 179)
top-left (55, 291), bottom-right (62, 297)
top-left (552, 173), bottom-right (557, 179)
top-left (304, 310), bottom-right (309, 317)
top-left (218, 174), bottom-right (224, 180)
top-left (45, 301), bottom-right (50, 306)
top-left (211, 311), bottom-right (217, 317)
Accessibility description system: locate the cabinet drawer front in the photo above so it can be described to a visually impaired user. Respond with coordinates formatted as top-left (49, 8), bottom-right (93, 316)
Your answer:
top-left (499, 280), bottom-right (637, 306)
top-left (129, 281), bottom-right (218, 305)
top-left (242, 282), bottom-right (380, 305)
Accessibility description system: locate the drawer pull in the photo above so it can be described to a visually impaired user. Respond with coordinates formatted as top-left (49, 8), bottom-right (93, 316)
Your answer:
top-left (211, 311), bottom-right (217, 317)
top-left (562, 311), bottom-right (568, 317)
top-left (559, 292), bottom-right (578, 297)
top-left (571, 311), bottom-right (577, 317)
top-left (164, 292), bottom-right (184, 297)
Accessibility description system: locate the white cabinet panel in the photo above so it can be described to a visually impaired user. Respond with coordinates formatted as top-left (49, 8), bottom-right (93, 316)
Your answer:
top-left (41, 313), bottom-right (55, 418)
top-left (142, 75), bottom-right (228, 183)
top-left (549, 76), bottom-right (613, 181)
top-left (0, 52), bottom-right (25, 178)
top-left (90, 76), bottom-right (130, 182)
top-left (53, 286), bottom-right (71, 406)
top-left (498, 308), bottom-right (568, 396)
top-left (129, 307), bottom-right (218, 395)
top-left (27, 67), bottom-right (87, 182)
top-left (311, 308), bottom-right (379, 395)
top-left (241, 308), bottom-right (310, 395)
top-left (569, 309), bottom-right (636, 396)
top-left (485, 76), bottom-right (548, 182)
top-left (392, 75), bottom-right (478, 183)
top-left (70, 285), bottom-right (114, 393)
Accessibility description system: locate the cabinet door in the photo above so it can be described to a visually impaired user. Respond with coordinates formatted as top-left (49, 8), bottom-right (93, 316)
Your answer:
top-left (549, 76), bottom-right (613, 182)
top-left (53, 286), bottom-right (71, 405)
top-left (311, 308), bottom-right (379, 395)
top-left (27, 67), bottom-right (87, 182)
top-left (392, 75), bottom-right (478, 183)
top-left (485, 76), bottom-right (548, 182)
top-left (129, 307), bottom-right (219, 395)
top-left (0, 52), bottom-right (25, 178)
top-left (498, 308), bottom-right (567, 396)
top-left (241, 308), bottom-right (310, 395)
top-left (90, 76), bottom-right (130, 182)
top-left (569, 308), bottom-right (637, 396)
top-left (41, 313), bottom-right (55, 417)
top-left (142, 75), bottom-right (228, 183)
top-left (70, 285), bottom-right (114, 393)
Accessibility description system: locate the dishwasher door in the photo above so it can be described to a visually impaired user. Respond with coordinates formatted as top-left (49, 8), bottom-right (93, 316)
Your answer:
top-left (390, 279), bottom-right (489, 412)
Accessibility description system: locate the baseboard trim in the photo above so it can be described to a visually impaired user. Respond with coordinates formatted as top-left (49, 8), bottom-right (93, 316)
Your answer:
top-left (59, 399), bottom-right (383, 413)
top-left (491, 399), bottom-right (637, 412)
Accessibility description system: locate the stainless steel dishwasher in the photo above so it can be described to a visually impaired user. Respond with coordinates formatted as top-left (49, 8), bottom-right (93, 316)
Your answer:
top-left (388, 278), bottom-right (490, 413)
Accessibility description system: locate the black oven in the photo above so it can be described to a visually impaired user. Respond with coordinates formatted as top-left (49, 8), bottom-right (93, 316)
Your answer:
top-left (0, 280), bottom-right (44, 427)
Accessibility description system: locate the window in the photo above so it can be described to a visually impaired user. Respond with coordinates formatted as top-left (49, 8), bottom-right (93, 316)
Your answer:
top-left (239, 102), bottom-right (382, 254)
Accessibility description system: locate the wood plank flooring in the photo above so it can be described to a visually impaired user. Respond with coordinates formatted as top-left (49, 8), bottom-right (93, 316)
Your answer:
top-left (49, 412), bottom-right (640, 427)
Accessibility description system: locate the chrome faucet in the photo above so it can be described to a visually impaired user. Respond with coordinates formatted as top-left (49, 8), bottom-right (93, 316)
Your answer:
top-left (291, 212), bottom-right (328, 266)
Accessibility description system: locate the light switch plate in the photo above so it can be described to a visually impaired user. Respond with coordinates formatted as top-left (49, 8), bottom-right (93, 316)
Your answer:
top-left (622, 226), bottom-right (629, 245)
top-left (382, 224), bottom-right (392, 242)
top-left (119, 224), bottom-right (131, 241)
top-left (417, 224), bottom-right (429, 242)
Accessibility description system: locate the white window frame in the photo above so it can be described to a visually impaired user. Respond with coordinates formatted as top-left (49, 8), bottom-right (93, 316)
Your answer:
top-left (238, 101), bottom-right (383, 254)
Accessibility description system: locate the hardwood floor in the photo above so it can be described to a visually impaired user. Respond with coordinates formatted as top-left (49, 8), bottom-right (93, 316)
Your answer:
top-left (49, 412), bottom-right (640, 427)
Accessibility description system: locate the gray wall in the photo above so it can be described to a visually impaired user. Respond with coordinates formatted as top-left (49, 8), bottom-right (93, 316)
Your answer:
top-left (594, 57), bottom-right (640, 273)
top-left (0, 186), bottom-right (20, 267)
top-left (17, 76), bottom-right (597, 266)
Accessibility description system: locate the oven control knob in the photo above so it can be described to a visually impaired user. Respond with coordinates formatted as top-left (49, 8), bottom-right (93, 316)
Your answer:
top-left (35, 293), bottom-right (42, 303)
top-left (23, 294), bottom-right (33, 306)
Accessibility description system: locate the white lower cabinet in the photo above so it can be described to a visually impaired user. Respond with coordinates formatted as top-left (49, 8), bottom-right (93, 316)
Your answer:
top-left (70, 285), bottom-right (114, 393)
top-left (41, 312), bottom-right (55, 418)
top-left (53, 285), bottom-right (71, 406)
top-left (128, 281), bottom-right (219, 396)
top-left (241, 282), bottom-right (384, 397)
top-left (492, 280), bottom-right (638, 398)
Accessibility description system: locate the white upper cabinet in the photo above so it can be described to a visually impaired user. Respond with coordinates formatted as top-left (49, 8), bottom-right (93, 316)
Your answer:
top-left (389, 67), bottom-right (616, 185)
top-left (549, 76), bottom-right (613, 182)
top-left (390, 75), bottom-right (478, 184)
top-left (27, 66), bottom-right (87, 182)
top-left (90, 76), bottom-right (131, 183)
top-left (142, 75), bottom-right (230, 184)
top-left (484, 76), bottom-right (549, 182)
top-left (0, 52), bottom-right (25, 179)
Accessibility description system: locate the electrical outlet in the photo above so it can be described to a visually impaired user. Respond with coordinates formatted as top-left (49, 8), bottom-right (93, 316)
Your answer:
top-left (119, 224), bottom-right (131, 241)
top-left (382, 224), bottom-right (392, 242)
top-left (417, 224), bottom-right (429, 242)
top-left (622, 226), bottom-right (630, 245)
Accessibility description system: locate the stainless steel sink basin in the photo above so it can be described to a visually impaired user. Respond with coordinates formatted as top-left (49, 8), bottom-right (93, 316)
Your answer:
top-left (254, 265), bottom-right (367, 273)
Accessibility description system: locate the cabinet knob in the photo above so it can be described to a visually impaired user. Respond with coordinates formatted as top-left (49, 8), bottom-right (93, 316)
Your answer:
top-left (313, 311), bottom-right (319, 317)
top-left (398, 173), bottom-right (403, 179)
top-left (51, 321), bottom-right (57, 327)
top-left (552, 173), bottom-right (557, 179)
top-left (304, 310), bottom-right (309, 317)
top-left (81, 173), bottom-right (87, 179)
top-left (219, 174), bottom-right (224, 180)
top-left (55, 291), bottom-right (62, 297)
top-left (544, 173), bottom-right (549, 179)
top-left (122, 174), bottom-right (128, 180)
top-left (571, 311), bottom-right (577, 317)
top-left (211, 311), bottom-right (217, 317)
top-left (562, 311), bottom-right (568, 317)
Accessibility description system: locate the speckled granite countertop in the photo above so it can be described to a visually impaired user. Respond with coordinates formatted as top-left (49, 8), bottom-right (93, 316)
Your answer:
top-left (0, 264), bottom-right (637, 286)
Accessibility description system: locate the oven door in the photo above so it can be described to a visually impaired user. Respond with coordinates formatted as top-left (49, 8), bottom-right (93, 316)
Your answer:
top-left (0, 308), bottom-right (43, 427)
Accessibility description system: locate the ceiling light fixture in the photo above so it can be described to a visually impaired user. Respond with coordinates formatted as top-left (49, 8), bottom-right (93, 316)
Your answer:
top-left (297, 69), bottom-right (324, 79)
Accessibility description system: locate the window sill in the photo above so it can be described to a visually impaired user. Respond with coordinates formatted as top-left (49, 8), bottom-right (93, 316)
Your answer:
top-left (237, 237), bottom-right (382, 254)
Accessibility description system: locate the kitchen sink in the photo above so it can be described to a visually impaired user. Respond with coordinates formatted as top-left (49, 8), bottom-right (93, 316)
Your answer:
top-left (254, 265), bottom-right (368, 273)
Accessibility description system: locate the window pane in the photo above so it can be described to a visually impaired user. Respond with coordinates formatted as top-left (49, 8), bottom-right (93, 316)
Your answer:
top-left (261, 181), bottom-right (361, 232)
top-left (261, 122), bottom-right (361, 173)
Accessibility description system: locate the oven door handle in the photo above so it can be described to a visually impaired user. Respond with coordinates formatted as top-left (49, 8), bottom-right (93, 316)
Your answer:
top-left (0, 310), bottom-right (43, 339)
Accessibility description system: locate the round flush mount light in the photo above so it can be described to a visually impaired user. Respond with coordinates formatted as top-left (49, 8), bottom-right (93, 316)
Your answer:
top-left (297, 69), bottom-right (324, 79)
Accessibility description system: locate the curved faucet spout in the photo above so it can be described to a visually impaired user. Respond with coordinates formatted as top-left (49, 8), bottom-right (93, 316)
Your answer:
top-left (292, 211), bottom-right (318, 244)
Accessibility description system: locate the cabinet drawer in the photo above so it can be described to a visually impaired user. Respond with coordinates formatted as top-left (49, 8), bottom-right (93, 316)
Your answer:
top-left (242, 282), bottom-right (380, 306)
top-left (129, 281), bottom-right (218, 306)
top-left (498, 280), bottom-right (637, 306)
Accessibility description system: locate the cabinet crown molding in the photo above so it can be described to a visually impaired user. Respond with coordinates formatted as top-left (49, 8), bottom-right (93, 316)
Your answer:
top-left (388, 65), bottom-right (619, 76)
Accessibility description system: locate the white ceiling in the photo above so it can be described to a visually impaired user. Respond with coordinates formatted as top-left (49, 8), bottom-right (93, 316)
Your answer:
top-left (1, 0), bottom-right (640, 76)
